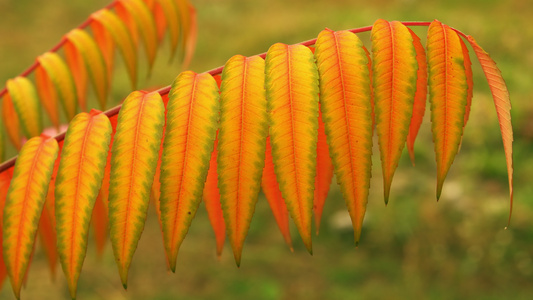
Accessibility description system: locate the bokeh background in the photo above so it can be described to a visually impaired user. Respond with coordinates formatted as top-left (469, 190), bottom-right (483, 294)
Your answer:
top-left (1, 0), bottom-right (532, 299)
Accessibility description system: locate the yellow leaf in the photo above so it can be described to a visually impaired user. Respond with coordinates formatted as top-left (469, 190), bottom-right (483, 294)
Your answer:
top-left (117, 0), bottom-right (159, 72)
top-left (159, 71), bottom-right (219, 271)
top-left (315, 29), bottom-right (373, 243)
top-left (2, 93), bottom-right (22, 150)
top-left (427, 20), bottom-right (468, 199)
top-left (108, 91), bottom-right (164, 287)
top-left (371, 19), bottom-right (418, 203)
top-left (55, 110), bottom-right (112, 299)
top-left (64, 38), bottom-right (89, 112)
top-left (218, 55), bottom-right (267, 265)
top-left (37, 52), bottom-right (79, 122)
top-left (265, 43), bottom-right (319, 253)
top-left (91, 9), bottom-right (138, 90)
top-left (3, 136), bottom-right (58, 299)
top-left (6, 77), bottom-right (43, 139)
top-left (66, 29), bottom-right (110, 110)
top-left (35, 65), bottom-right (61, 129)
top-left (154, 0), bottom-right (181, 59)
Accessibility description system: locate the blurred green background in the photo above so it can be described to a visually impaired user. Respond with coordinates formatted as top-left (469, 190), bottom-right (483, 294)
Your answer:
top-left (1, 0), bottom-right (532, 299)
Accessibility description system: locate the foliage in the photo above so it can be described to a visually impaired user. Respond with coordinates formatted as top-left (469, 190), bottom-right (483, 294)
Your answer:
top-left (0, 1), bottom-right (515, 299)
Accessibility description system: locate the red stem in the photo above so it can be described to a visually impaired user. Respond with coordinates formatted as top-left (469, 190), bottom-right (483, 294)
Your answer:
top-left (0, 21), bottom-right (469, 173)
top-left (0, 0), bottom-right (118, 98)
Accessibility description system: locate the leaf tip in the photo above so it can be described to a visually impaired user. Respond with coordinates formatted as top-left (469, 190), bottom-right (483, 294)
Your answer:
top-left (233, 251), bottom-right (242, 268)
top-left (436, 188), bottom-right (442, 201)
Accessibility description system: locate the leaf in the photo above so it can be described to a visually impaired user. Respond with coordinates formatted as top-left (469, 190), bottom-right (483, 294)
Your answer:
top-left (217, 55), bottom-right (267, 265)
top-left (91, 9), bottom-right (138, 89)
top-left (313, 110), bottom-right (333, 234)
top-left (38, 201), bottom-right (57, 279)
top-left (0, 168), bottom-right (14, 289)
top-left (0, 123), bottom-right (4, 163)
top-left (37, 52), bottom-right (79, 122)
top-left (39, 145), bottom-right (62, 279)
top-left (6, 77), bottom-right (43, 139)
top-left (55, 110), bottom-right (112, 299)
top-left (64, 36), bottom-right (88, 112)
top-left (371, 19), bottom-right (418, 203)
top-left (427, 20), bottom-right (468, 199)
top-left (91, 113), bottom-right (117, 256)
top-left (114, 2), bottom-right (140, 46)
top-left (91, 190), bottom-right (109, 255)
top-left (149, 93), bottom-right (167, 264)
top-left (146, 0), bottom-right (167, 42)
top-left (65, 29), bottom-right (110, 110)
top-left (89, 20), bottom-right (115, 82)
top-left (261, 138), bottom-right (293, 250)
top-left (265, 43), bottom-right (319, 253)
top-left (108, 91), bottom-right (164, 287)
top-left (35, 65), bottom-right (61, 130)
top-left (459, 37), bottom-right (473, 130)
top-left (154, 0), bottom-right (181, 59)
top-left (2, 93), bottom-right (22, 150)
top-left (2, 135), bottom-right (59, 299)
top-left (406, 28), bottom-right (428, 165)
top-left (182, 4), bottom-right (197, 69)
top-left (314, 29), bottom-right (373, 243)
top-left (117, 0), bottom-right (159, 72)
top-left (203, 137), bottom-right (226, 257)
top-left (466, 35), bottom-right (513, 217)
top-left (159, 71), bottom-right (219, 271)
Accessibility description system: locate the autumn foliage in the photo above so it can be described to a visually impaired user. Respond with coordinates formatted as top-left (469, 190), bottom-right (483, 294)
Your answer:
top-left (0, 1), bottom-right (513, 299)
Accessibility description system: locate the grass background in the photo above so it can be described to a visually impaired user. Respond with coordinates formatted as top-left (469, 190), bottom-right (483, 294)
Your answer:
top-left (1, 0), bottom-right (533, 299)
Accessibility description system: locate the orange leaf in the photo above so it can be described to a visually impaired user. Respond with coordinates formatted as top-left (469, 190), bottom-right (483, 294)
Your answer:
top-left (108, 91), bottom-right (165, 287)
top-left (203, 137), bottom-right (226, 257)
top-left (2, 136), bottom-right (59, 299)
top-left (159, 71), bottom-right (219, 271)
top-left (91, 9), bottom-right (138, 89)
top-left (371, 19), bottom-right (418, 203)
top-left (64, 38), bottom-right (89, 112)
top-left (218, 55), bottom-right (267, 265)
top-left (38, 202), bottom-right (57, 279)
top-left (90, 20), bottom-right (115, 82)
top-left (314, 29), bottom-right (373, 244)
top-left (151, 0), bottom-right (167, 43)
top-left (427, 20), bottom-right (468, 199)
top-left (65, 29), bottom-right (110, 110)
top-left (459, 37), bottom-right (473, 130)
top-left (6, 77), bottom-right (43, 139)
top-left (182, 4), bottom-right (197, 69)
top-left (55, 110), bottom-right (112, 298)
top-left (117, 0), bottom-right (159, 71)
top-left (35, 66), bottom-right (61, 130)
top-left (115, 1), bottom-right (140, 46)
top-left (153, 0), bottom-right (181, 60)
top-left (2, 93), bottom-right (22, 150)
top-left (313, 110), bottom-right (333, 234)
top-left (265, 43), bottom-right (319, 253)
top-left (261, 138), bottom-right (293, 251)
top-left (406, 28), bottom-right (428, 165)
top-left (91, 114), bottom-right (116, 255)
top-left (467, 35), bottom-right (513, 219)
top-left (37, 52), bottom-right (79, 122)
top-left (0, 168), bottom-right (14, 289)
